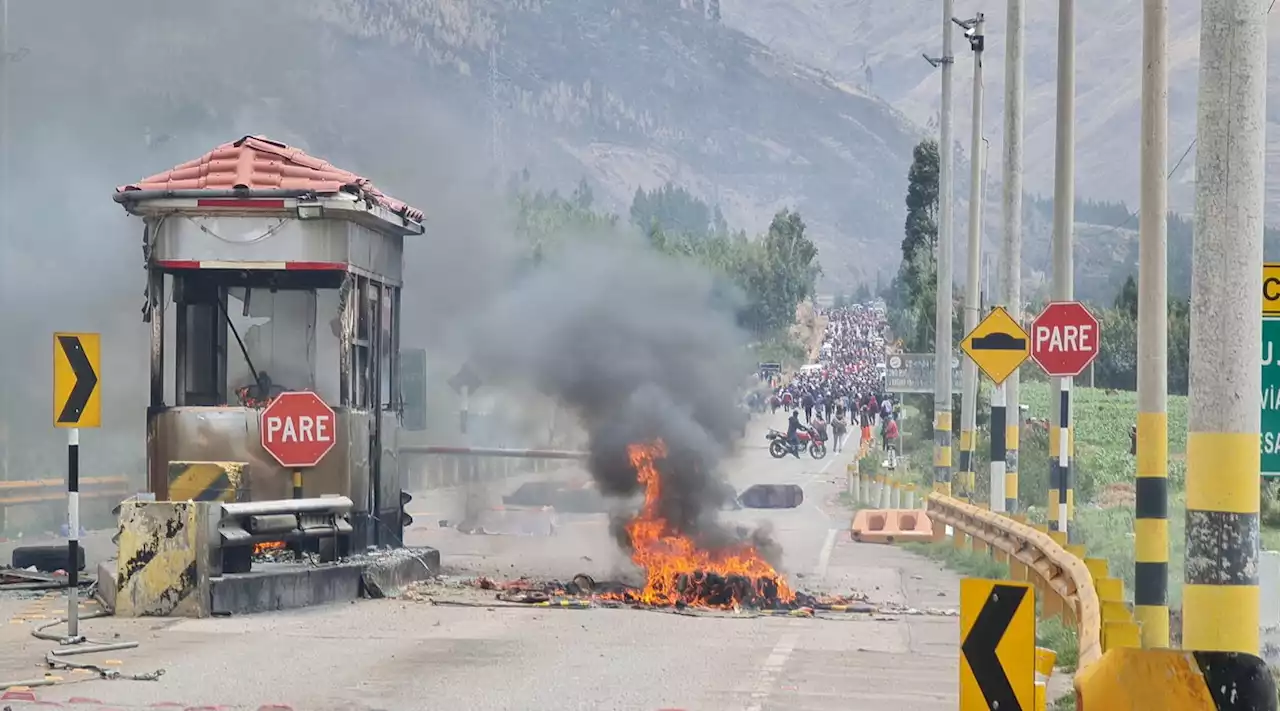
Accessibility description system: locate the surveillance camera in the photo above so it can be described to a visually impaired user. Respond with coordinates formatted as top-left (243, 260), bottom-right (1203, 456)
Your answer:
top-left (962, 25), bottom-right (976, 38)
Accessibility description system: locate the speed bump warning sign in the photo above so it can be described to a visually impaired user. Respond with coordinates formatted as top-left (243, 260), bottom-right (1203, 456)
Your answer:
top-left (960, 306), bottom-right (1031, 385)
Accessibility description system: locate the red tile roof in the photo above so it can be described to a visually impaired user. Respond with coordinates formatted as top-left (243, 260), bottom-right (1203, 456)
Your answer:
top-left (116, 135), bottom-right (424, 222)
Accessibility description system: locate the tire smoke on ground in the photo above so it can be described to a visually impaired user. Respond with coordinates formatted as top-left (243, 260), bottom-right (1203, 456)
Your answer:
top-left (462, 240), bottom-right (768, 558)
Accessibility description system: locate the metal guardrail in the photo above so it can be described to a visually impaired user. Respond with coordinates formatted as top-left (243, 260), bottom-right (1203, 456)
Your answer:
top-left (399, 445), bottom-right (587, 459)
top-left (399, 446), bottom-right (587, 490)
top-left (217, 496), bottom-right (354, 574)
top-left (926, 492), bottom-right (1104, 671)
top-left (0, 476), bottom-right (127, 505)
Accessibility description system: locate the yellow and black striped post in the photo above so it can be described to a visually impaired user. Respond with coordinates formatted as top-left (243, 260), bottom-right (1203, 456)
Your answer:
top-left (957, 428), bottom-right (974, 503)
top-left (1184, 429), bottom-right (1260, 653)
top-left (1005, 402), bottom-right (1020, 512)
top-left (1048, 423), bottom-right (1060, 527)
top-left (933, 411), bottom-right (952, 495)
top-left (989, 381), bottom-right (1007, 512)
top-left (292, 470), bottom-right (303, 499)
top-left (1180, 0), bottom-right (1264, 657)
top-left (1134, 410), bottom-right (1169, 647)
top-left (1049, 379), bottom-right (1074, 536)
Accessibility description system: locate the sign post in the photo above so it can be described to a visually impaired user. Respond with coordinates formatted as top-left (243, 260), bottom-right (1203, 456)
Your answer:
top-left (960, 306), bottom-right (1030, 511)
top-left (448, 364), bottom-right (483, 436)
top-left (53, 332), bottom-right (101, 642)
top-left (884, 353), bottom-right (963, 394)
top-left (1262, 265), bottom-right (1280, 477)
top-left (260, 391), bottom-right (338, 500)
top-left (959, 578), bottom-right (1035, 711)
top-left (1030, 301), bottom-right (1101, 536)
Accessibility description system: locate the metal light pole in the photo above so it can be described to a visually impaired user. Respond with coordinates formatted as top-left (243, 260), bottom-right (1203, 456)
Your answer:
top-left (924, 0), bottom-right (956, 496)
top-left (1134, 0), bottom-right (1170, 649)
top-left (1183, 0), bottom-right (1266, 655)
top-left (999, 0), bottom-right (1024, 514)
top-left (1049, 0), bottom-right (1076, 537)
top-left (957, 12), bottom-right (985, 505)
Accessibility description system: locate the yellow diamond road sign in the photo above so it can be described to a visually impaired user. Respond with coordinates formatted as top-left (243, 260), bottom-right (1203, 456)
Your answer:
top-left (960, 578), bottom-right (1035, 711)
top-left (53, 332), bottom-right (101, 429)
top-left (961, 306), bottom-right (1031, 385)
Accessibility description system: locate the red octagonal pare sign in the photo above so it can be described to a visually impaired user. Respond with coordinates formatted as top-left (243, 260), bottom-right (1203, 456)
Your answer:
top-left (1030, 301), bottom-right (1101, 378)
top-left (259, 391), bottom-right (338, 468)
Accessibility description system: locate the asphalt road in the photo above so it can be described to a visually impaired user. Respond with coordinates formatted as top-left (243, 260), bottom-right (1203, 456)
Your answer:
top-left (0, 417), bottom-right (962, 710)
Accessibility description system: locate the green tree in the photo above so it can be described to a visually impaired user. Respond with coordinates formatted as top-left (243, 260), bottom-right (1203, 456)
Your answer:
top-left (734, 209), bottom-right (821, 335)
top-left (630, 183), bottom-right (713, 238)
top-left (1114, 274), bottom-right (1138, 319)
top-left (888, 139), bottom-right (940, 353)
top-left (514, 176), bottom-right (817, 361)
top-left (571, 177), bottom-right (594, 210)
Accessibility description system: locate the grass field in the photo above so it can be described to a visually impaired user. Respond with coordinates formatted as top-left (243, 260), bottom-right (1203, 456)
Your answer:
top-left (888, 383), bottom-right (1276, 607)
top-left (1015, 382), bottom-right (1277, 605)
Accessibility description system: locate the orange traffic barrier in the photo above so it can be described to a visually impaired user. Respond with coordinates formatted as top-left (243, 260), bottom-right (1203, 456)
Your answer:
top-left (850, 508), bottom-right (934, 544)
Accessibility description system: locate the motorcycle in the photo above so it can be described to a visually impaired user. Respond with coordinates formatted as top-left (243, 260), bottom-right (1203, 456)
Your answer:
top-left (765, 427), bottom-right (827, 459)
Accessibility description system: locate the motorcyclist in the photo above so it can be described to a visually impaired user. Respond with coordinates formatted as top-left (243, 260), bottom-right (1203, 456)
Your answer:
top-left (785, 409), bottom-right (803, 459)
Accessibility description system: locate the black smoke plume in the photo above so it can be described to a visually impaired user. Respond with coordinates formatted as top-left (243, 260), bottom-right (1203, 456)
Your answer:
top-left (465, 240), bottom-right (761, 554)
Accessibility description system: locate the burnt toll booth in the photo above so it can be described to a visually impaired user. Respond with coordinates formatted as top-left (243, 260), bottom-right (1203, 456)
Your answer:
top-left (115, 135), bottom-right (424, 549)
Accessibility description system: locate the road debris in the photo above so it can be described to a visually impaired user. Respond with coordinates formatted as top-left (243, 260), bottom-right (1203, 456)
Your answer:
top-left (396, 574), bottom-right (960, 619)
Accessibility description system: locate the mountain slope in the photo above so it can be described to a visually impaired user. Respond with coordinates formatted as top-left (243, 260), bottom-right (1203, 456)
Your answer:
top-left (0, 0), bottom-right (928, 474)
top-left (313, 0), bottom-right (928, 284)
top-left (722, 0), bottom-right (1280, 222)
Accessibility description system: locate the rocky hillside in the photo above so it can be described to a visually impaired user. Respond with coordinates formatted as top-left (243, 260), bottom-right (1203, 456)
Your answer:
top-left (0, 0), bottom-right (932, 474)
top-left (722, 0), bottom-right (1280, 223)
top-left (2, 0), bottom-right (929, 286)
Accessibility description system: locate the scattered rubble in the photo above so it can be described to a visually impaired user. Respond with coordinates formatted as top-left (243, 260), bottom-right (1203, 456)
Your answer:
top-left (397, 573), bottom-right (959, 619)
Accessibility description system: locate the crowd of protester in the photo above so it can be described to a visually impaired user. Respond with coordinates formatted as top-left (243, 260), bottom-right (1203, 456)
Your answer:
top-left (766, 302), bottom-right (899, 454)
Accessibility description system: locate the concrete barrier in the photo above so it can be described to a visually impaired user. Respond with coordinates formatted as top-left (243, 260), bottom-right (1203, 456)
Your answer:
top-left (114, 500), bottom-right (214, 617)
top-left (1074, 647), bottom-right (1277, 710)
top-left (850, 508), bottom-right (933, 544)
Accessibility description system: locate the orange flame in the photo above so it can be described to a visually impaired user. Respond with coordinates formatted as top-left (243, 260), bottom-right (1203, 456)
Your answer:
top-left (253, 541), bottom-right (287, 554)
top-left (620, 440), bottom-right (794, 608)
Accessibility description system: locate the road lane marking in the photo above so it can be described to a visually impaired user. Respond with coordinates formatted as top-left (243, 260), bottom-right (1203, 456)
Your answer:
top-left (814, 528), bottom-right (838, 579)
top-left (744, 631), bottom-right (799, 711)
top-left (740, 519), bottom-right (840, 710)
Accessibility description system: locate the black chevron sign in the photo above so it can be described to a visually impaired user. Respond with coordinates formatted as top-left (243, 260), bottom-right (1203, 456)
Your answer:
top-left (962, 583), bottom-right (1030, 711)
top-left (56, 334), bottom-right (99, 426)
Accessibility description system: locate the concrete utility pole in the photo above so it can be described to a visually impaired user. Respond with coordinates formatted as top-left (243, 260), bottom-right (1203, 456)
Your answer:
top-left (1183, 0), bottom-right (1266, 655)
top-left (1048, 0), bottom-right (1076, 537)
top-left (1134, 0), bottom-right (1170, 650)
top-left (957, 12), bottom-right (985, 505)
top-left (997, 0), bottom-right (1023, 514)
top-left (928, 0), bottom-right (956, 495)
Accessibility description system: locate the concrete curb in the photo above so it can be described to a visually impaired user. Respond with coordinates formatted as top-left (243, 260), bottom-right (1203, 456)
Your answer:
top-left (361, 546), bottom-right (442, 598)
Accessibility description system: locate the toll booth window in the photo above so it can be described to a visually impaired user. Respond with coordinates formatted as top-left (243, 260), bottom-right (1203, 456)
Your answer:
top-left (380, 286), bottom-right (397, 410)
top-left (226, 288), bottom-right (319, 407)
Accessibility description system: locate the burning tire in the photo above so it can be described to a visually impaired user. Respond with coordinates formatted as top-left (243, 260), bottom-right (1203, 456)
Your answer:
top-left (808, 441), bottom-right (827, 459)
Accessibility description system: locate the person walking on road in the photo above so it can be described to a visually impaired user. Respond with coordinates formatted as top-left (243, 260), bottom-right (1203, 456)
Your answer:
top-left (831, 408), bottom-right (848, 453)
top-left (810, 410), bottom-right (828, 446)
top-left (883, 416), bottom-right (900, 469)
